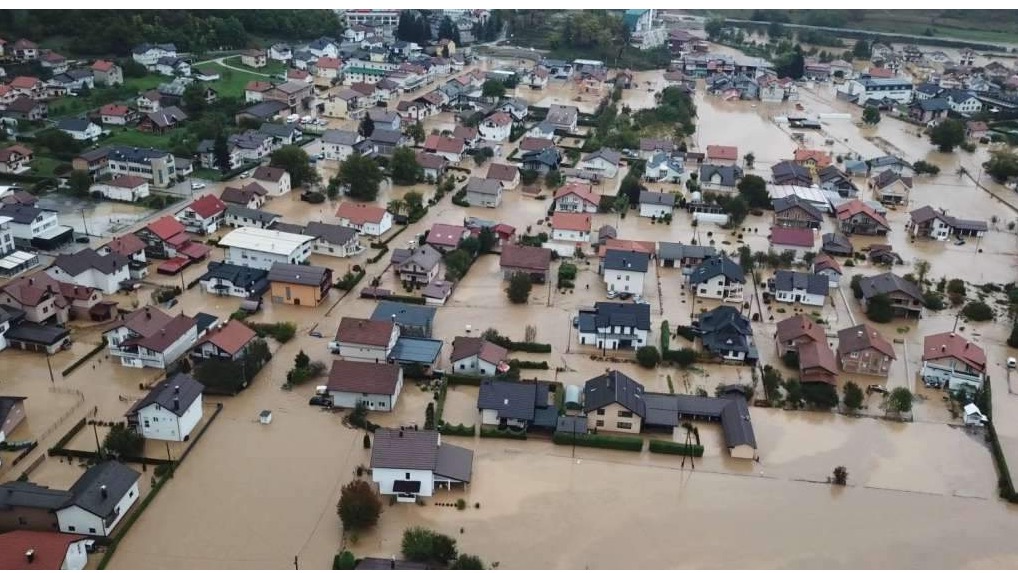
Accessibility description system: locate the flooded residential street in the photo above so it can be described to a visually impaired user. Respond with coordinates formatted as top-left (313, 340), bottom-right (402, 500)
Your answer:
top-left (3, 40), bottom-right (1018, 570)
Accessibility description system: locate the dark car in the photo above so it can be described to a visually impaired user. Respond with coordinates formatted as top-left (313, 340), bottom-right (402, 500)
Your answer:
top-left (309, 395), bottom-right (332, 407)
top-left (617, 292), bottom-right (633, 300)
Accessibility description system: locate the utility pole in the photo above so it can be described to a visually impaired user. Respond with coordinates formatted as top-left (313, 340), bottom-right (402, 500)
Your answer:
top-left (80, 209), bottom-right (90, 237)
top-left (294, 555), bottom-right (299, 570)
top-left (93, 422), bottom-right (102, 458)
top-left (46, 352), bottom-right (55, 384)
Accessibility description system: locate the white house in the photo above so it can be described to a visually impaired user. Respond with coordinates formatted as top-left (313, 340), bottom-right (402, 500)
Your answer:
top-left (478, 111), bottom-right (512, 142)
top-left (644, 152), bottom-right (684, 182)
top-left (103, 306), bottom-right (199, 369)
top-left (463, 177), bottom-right (502, 208)
top-left (326, 359), bottom-right (403, 411)
top-left (688, 255), bottom-right (745, 302)
top-left (132, 43), bottom-right (176, 68)
top-left (46, 248), bottom-right (129, 295)
top-left (0, 531), bottom-right (92, 570)
top-left (90, 175), bottom-right (150, 202)
top-left (553, 182), bottom-right (600, 213)
top-left (218, 227), bottom-right (314, 270)
top-left (550, 212), bottom-right (592, 244)
top-left (769, 226), bottom-right (815, 261)
top-left (450, 336), bottom-right (508, 376)
top-left (331, 317), bottom-right (399, 363)
top-left (277, 221), bottom-right (365, 258)
top-left (176, 194), bottom-right (226, 236)
top-left (842, 77), bottom-right (913, 106)
top-left (55, 461), bottom-right (140, 537)
top-left (638, 190), bottom-right (675, 219)
top-left (251, 166), bottom-right (292, 196)
top-left (920, 332), bottom-right (986, 394)
top-left (0, 204), bottom-right (73, 250)
top-left (370, 428), bottom-right (473, 502)
top-left (56, 118), bottom-right (101, 142)
top-left (423, 134), bottom-right (466, 164)
top-left (335, 203), bottom-right (393, 237)
top-left (577, 302), bottom-right (650, 351)
top-left (602, 250), bottom-right (649, 295)
top-left (578, 148), bottom-right (623, 179)
top-left (126, 373), bottom-right (204, 441)
top-left (944, 89), bottom-right (983, 115)
top-left (321, 129), bottom-right (361, 161)
top-left (198, 262), bottom-right (269, 299)
top-left (773, 270), bottom-right (829, 307)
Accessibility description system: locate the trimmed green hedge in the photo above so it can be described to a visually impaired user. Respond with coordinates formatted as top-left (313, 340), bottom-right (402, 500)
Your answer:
top-left (675, 325), bottom-right (697, 341)
top-left (438, 423), bottom-right (476, 437)
top-left (480, 427), bottom-right (528, 440)
top-left (506, 341), bottom-right (552, 353)
top-left (48, 417), bottom-right (86, 453)
top-left (62, 339), bottom-right (108, 377)
top-left (446, 374), bottom-right (483, 386)
top-left (552, 432), bottom-right (643, 452)
top-left (508, 359), bottom-right (549, 370)
top-left (649, 439), bottom-right (704, 457)
top-left (367, 246), bottom-right (389, 264)
top-left (374, 293), bottom-right (427, 305)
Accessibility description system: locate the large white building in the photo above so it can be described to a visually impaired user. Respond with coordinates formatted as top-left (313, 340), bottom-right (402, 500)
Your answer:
top-left (842, 77), bottom-right (913, 106)
top-left (126, 373), bottom-right (204, 441)
top-left (90, 175), bottom-right (150, 202)
top-left (107, 146), bottom-right (177, 189)
top-left (218, 227), bottom-right (315, 270)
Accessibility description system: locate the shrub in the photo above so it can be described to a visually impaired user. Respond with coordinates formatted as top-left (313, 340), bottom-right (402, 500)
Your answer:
top-left (842, 381), bottom-right (864, 411)
top-left (674, 325), bottom-right (696, 341)
top-left (832, 466), bottom-right (849, 485)
top-left (865, 293), bottom-right (894, 323)
top-left (455, 498), bottom-right (467, 510)
top-left (337, 480), bottom-right (382, 531)
top-left (507, 359), bottom-right (549, 370)
top-left (962, 301), bottom-right (994, 321)
top-left (506, 272), bottom-right (533, 304)
top-left (660, 320), bottom-right (670, 352)
top-left (923, 291), bottom-right (946, 310)
top-left (401, 527), bottom-right (458, 565)
top-left (334, 551), bottom-right (357, 570)
top-left (801, 382), bottom-right (839, 409)
top-left (245, 321), bottom-right (297, 343)
top-left (451, 554), bottom-right (486, 569)
top-left (103, 424), bottom-right (143, 458)
top-left (781, 351), bottom-right (799, 369)
top-left (438, 423), bottom-right (476, 437)
top-left (635, 346), bottom-right (661, 368)
top-left (663, 348), bottom-right (697, 367)
top-left (552, 432), bottom-right (643, 452)
top-left (479, 427), bottom-right (527, 440)
top-left (336, 270), bottom-right (366, 291)
top-left (648, 440), bottom-right (704, 456)
top-left (1009, 321), bottom-right (1018, 349)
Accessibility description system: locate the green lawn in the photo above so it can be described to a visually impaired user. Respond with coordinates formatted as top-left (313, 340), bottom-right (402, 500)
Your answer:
top-left (102, 127), bottom-right (182, 149)
top-left (222, 55), bottom-right (286, 77)
top-left (205, 63), bottom-right (272, 99)
top-left (192, 168), bottom-right (223, 182)
top-left (47, 73), bottom-right (165, 120)
top-left (122, 73), bottom-right (168, 94)
top-left (30, 156), bottom-right (70, 177)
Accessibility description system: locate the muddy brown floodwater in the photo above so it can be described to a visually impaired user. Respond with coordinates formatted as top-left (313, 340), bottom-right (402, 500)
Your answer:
top-left (3, 44), bottom-right (1018, 570)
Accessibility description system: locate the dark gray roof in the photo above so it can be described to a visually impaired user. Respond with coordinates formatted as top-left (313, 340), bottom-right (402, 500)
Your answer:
top-left (0, 396), bottom-right (26, 428)
top-left (657, 242), bottom-right (716, 262)
top-left (774, 270), bottom-right (829, 297)
top-left (0, 481), bottom-right (71, 511)
top-left (371, 428), bottom-right (473, 482)
top-left (700, 163), bottom-right (742, 186)
top-left (370, 128), bottom-right (403, 145)
top-left (578, 302), bottom-right (651, 334)
top-left (521, 147), bottom-right (561, 167)
top-left (258, 122), bottom-right (299, 139)
top-left (239, 100), bottom-right (290, 119)
top-left (582, 147), bottom-right (622, 165)
top-left (194, 312), bottom-right (218, 335)
top-left (821, 232), bottom-right (853, 255)
top-left (916, 97), bottom-right (950, 112)
top-left (66, 461), bottom-right (140, 518)
top-left (465, 177), bottom-right (502, 197)
top-left (356, 558), bottom-right (431, 570)
top-left (5, 323), bottom-right (69, 345)
top-left (393, 244), bottom-right (442, 271)
top-left (698, 305), bottom-right (753, 355)
top-left (867, 155), bottom-right (912, 169)
top-left (56, 118), bottom-right (94, 132)
top-left (772, 195), bottom-right (822, 220)
top-left (0, 203), bottom-right (50, 224)
top-left (689, 255), bottom-right (744, 285)
top-left (51, 249), bottom-right (127, 276)
top-left (322, 129), bottom-right (360, 145)
top-left (370, 302), bottom-right (435, 333)
top-left (556, 414), bottom-right (588, 435)
top-left (858, 272), bottom-right (923, 301)
top-left (200, 262), bottom-right (269, 294)
top-left (126, 373), bottom-right (204, 417)
top-left (304, 221), bottom-right (358, 245)
top-left (639, 190), bottom-right (676, 207)
top-left (389, 336), bottom-right (443, 365)
top-left (603, 249), bottom-right (650, 273)
top-left (770, 160), bottom-right (812, 185)
top-left (719, 392), bottom-right (756, 448)
top-left (268, 263), bottom-right (330, 286)
top-left (477, 379), bottom-right (549, 422)
top-left (434, 442), bottom-right (473, 482)
top-left (583, 370), bottom-right (646, 417)
top-left (225, 205), bottom-right (280, 225)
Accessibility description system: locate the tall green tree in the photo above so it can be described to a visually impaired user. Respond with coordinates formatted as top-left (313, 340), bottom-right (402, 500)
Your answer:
top-left (390, 147), bottom-right (422, 185)
top-left (862, 106), bottom-right (881, 125)
top-left (358, 115), bottom-right (375, 138)
top-left (865, 293), bottom-right (895, 323)
top-left (213, 133), bottom-right (232, 173)
top-left (736, 174), bottom-right (768, 208)
top-left (336, 480), bottom-right (382, 532)
top-left (103, 424), bottom-right (144, 458)
top-left (886, 387), bottom-right (913, 414)
top-left (852, 39), bottom-right (871, 59)
top-left (405, 121), bottom-right (425, 145)
top-left (930, 119), bottom-right (965, 152)
top-left (68, 170), bottom-right (92, 197)
top-left (438, 16), bottom-right (461, 45)
top-left (842, 382), bottom-right (864, 411)
top-left (269, 146), bottom-right (319, 189)
top-left (339, 153), bottom-right (384, 201)
top-left (506, 272), bottom-right (532, 303)
top-left (481, 79), bottom-right (506, 100)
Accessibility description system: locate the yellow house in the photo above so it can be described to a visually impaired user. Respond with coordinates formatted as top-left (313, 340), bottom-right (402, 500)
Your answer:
top-left (267, 263), bottom-right (332, 307)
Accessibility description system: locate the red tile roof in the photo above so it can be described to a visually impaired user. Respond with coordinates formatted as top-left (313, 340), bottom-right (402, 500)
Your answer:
top-left (597, 239), bottom-right (655, 258)
top-left (91, 59), bottom-right (116, 72)
top-left (186, 194), bottom-right (226, 219)
top-left (770, 226), bottom-right (814, 248)
top-left (500, 244), bottom-right (551, 272)
top-left (245, 80), bottom-right (273, 92)
top-left (706, 145), bottom-right (738, 161)
top-left (196, 320), bottom-right (257, 356)
top-left (486, 163), bottom-right (518, 182)
top-left (484, 112), bottom-right (512, 127)
top-left (424, 134), bottom-right (465, 154)
top-left (554, 182), bottom-right (599, 206)
top-left (0, 531), bottom-right (88, 570)
top-left (793, 148), bottom-right (832, 167)
top-left (427, 223), bottom-right (467, 248)
top-left (336, 202), bottom-right (387, 225)
top-left (100, 103), bottom-right (130, 116)
top-left (922, 332), bottom-right (986, 373)
top-left (798, 341), bottom-right (838, 384)
top-left (552, 212), bottom-right (591, 232)
top-left (147, 216), bottom-right (186, 241)
top-left (452, 126), bottom-right (478, 140)
top-left (813, 253), bottom-right (842, 274)
top-left (317, 56), bottom-right (342, 69)
top-left (336, 317), bottom-right (396, 347)
top-left (775, 315), bottom-right (825, 346)
top-left (10, 76), bottom-right (40, 89)
top-left (104, 233), bottom-right (146, 256)
top-left (107, 175), bottom-right (147, 188)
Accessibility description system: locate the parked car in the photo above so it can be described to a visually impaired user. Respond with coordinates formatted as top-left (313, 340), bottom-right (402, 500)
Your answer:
top-left (955, 239), bottom-right (966, 246)
top-left (617, 292), bottom-right (633, 301)
top-left (1009, 357), bottom-right (1017, 369)
top-left (328, 340), bottom-right (341, 354)
top-left (191, 181), bottom-right (206, 190)
top-left (866, 384), bottom-right (889, 395)
top-left (309, 395), bottom-right (332, 407)
top-left (572, 316), bottom-right (579, 328)
top-left (606, 289), bottom-right (618, 299)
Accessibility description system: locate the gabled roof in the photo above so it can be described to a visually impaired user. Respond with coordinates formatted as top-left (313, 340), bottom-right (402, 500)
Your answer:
top-left (774, 270), bottom-right (829, 296)
top-left (51, 248), bottom-right (128, 277)
top-left (486, 163), bottom-right (518, 182)
top-left (922, 332), bottom-right (986, 373)
top-left (146, 215), bottom-right (186, 241)
top-left (0, 531), bottom-right (89, 570)
top-left (450, 336), bottom-right (508, 364)
top-left (371, 302), bottom-right (436, 331)
top-left (583, 370), bottom-right (646, 417)
top-left (483, 111), bottom-right (512, 127)
top-left (835, 199), bottom-right (890, 229)
top-left (638, 190), bottom-right (675, 207)
top-left (423, 134), bottom-right (465, 154)
top-left (706, 144), bottom-right (738, 161)
top-left (185, 194), bottom-right (226, 219)
top-left (478, 379), bottom-right (547, 422)
top-left (336, 317), bottom-right (396, 347)
top-left (551, 212), bottom-right (591, 232)
top-left (770, 226), bottom-right (815, 248)
top-left (426, 223), bottom-right (467, 248)
top-left (105, 305), bottom-right (173, 338)
top-left (689, 255), bottom-right (744, 285)
top-left (858, 272), bottom-right (923, 302)
top-left (65, 461), bottom-right (140, 518)
top-left (464, 177), bottom-right (502, 197)
top-left (602, 249), bottom-right (650, 273)
top-left (305, 221), bottom-right (357, 245)
top-left (199, 262), bottom-right (269, 293)
top-left (195, 320), bottom-right (256, 356)
top-left (798, 341), bottom-right (838, 382)
top-left (267, 262), bottom-right (330, 286)
top-left (500, 244), bottom-right (551, 272)
top-left (253, 166), bottom-right (287, 183)
top-left (581, 147), bottom-right (622, 166)
top-left (579, 302), bottom-right (650, 333)
top-left (770, 160), bottom-right (813, 185)
top-left (336, 202), bottom-right (388, 225)
top-left (699, 163), bottom-right (742, 186)
top-left (327, 359), bottom-right (401, 395)
top-left (793, 148), bottom-right (832, 167)
top-left (872, 169), bottom-right (913, 190)
top-left (416, 151), bottom-right (447, 170)
top-left (775, 315), bottom-right (825, 345)
top-left (370, 428), bottom-right (473, 483)
top-left (554, 182), bottom-right (599, 205)
top-left (772, 194), bottom-right (822, 220)
top-left (813, 253), bottom-right (842, 275)
top-left (837, 324), bottom-right (895, 359)
top-left (392, 244), bottom-right (442, 272)
top-left (103, 233), bottom-right (146, 257)
top-left (127, 373), bottom-right (204, 416)
top-left (657, 242), bottom-right (715, 261)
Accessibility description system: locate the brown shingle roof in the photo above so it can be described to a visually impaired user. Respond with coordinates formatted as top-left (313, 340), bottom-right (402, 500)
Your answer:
top-left (336, 317), bottom-right (396, 347)
top-left (195, 320), bottom-right (256, 356)
top-left (486, 163), bottom-right (518, 182)
top-left (922, 332), bottom-right (986, 373)
top-left (326, 360), bottom-right (401, 395)
top-left (775, 315), bottom-right (825, 346)
top-left (837, 324), bottom-right (896, 359)
top-left (500, 244), bottom-right (551, 272)
top-left (450, 336), bottom-right (508, 363)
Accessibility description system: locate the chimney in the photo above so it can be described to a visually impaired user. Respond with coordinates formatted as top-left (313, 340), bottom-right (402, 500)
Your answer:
top-left (398, 429), bottom-right (403, 438)
top-left (145, 308), bottom-right (151, 319)
top-left (965, 342), bottom-right (970, 349)
top-left (25, 549), bottom-right (35, 563)
top-left (174, 385), bottom-right (180, 394)
top-left (173, 397), bottom-right (180, 411)
top-left (100, 484), bottom-right (108, 499)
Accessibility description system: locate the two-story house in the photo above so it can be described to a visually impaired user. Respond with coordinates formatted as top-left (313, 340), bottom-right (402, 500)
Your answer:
top-left (577, 302), bottom-right (650, 351)
top-left (550, 212), bottom-right (591, 253)
top-left (176, 195), bottom-right (226, 236)
top-left (198, 262), bottom-right (269, 299)
top-left (0, 204), bottom-right (73, 250)
top-left (836, 199), bottom-right (890, 236)
top-left (219, 227), bottom-right (314, 270)
top-left (920, 332), bottom-right (986, 394)
top-left (638, 191), bottom-right (675, 219)
top-left (450, 336), bottom-right (509, 376)
top-left (191, 320), bottom-right (258, 362)
top-left (553, 183), bottom-right (600, 213)
top-left (871, 170), bottom-right (913, 205)
top-left (326, 360), bottom-right (404, 411)
top-left (836, 324), bottom-right (895, 377)
top-left (125, 373), bottom-right (204, 441)
top-left (772, 195), bottom-right (823, 229)
top-left (335, 203), bottom-right (393, 237)
top-left (46, 249), bottom-right (129, 295)
top-left (332, 317), bottom-right (400, 363)
top-left (478, 111), bottom-right (512, 142)
top-left (463, 177), bottom-right (503, 208)
top-left (390, 244), bottom-right (442, 287)
top-left (772, 270), bottom-right (829, 307)
top-left (267, 263), bottom-right (333, 307)
top-left (774, 314), bottom-right (826, 358)
top-left (97, 233), bottom-right (148, 281)
top-left (252, 166), bottom-right (291, 196)
top-left (858, 272), bottom-right (924, 319)
top-left (369, 428), bottom-right (473, 502)
top-left (103, 306), bottom-right (198, 369)
top-left (688, 255), bottom-right (745, 302)
top-left (696, 305), bottom-right (757, 363)
top-left (907, 205), bottom-right (987, 241)
top-left (602, 250), bottom-right (649, 295)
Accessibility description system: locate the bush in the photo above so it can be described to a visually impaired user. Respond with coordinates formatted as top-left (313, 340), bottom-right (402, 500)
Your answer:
top-left (801, 382), bottom-right (839, 409)
top-left (552, 432), bottom-right (643, 452)
top-left (335, 270), bottom-right (366, 291)
top-left (674, 325), bottom-right (696, 341)
top-left (337, 480), bottom-right (382, 531)
top-left (245, 321), bottom-right (297, 343)
top-left (781, 351), bottom-right (799, 369)
top-left (402, 527), bottom-right (458, 565)
top-left (962, 301), bottom-right (994, 321)
top-left (636, 346), bottom-right (661, 368)
top-left (662, 348), bottom-right (697, 367)
top-left (648, 440), bottom-right (704, 456)
top-left (445, 374), bottom-right (484, 386)
top-left (832, 466), bottom-right (849, 486)
top-left (1009, 321), bottom-right (1018, 349)
top-left (842, 381), bottom-right (864, 411)
top-left (507, 359), bottom-right (549, 370)
top-left (865, 293), bottom-right (895, 323)
top-left (103, 424), bottom-right (144, 458)
top-left (923, 291), bottom-right (946, 310)
top-left (333, 551), bottom-right (357, 570)
top-left (438, 423), bottom-right (476, 436)
top-left (506, 272), bottom-right (533, 304)
top-left (479, 427), bottom-right (527, 440)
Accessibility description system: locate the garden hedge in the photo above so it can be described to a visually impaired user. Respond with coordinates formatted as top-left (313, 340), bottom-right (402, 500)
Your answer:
top-left (648, 440), bottom-right (704, 457)
top-left (552, 432), bottom-right (643, 452)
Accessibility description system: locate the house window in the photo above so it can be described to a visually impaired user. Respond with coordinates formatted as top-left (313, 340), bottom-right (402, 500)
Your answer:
top-left (595, 420), bottom-right (604, 427)
top-left (405, 472), bottom-right (411, 480)
top-left (616, 422), bottom-right (633, 430)
top-left (596, 408), bottom-right (605, 415)
top-left (68, 526), bottom-right (76, 532)
top-left (618, 410), bottom-right (632, 418)
top-left (850, 352), bottom-right (858, 358)
top-left (89, 528), bottom-right (96, 534)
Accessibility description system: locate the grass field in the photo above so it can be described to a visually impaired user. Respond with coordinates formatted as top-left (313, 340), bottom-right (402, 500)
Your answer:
top-left (102, 127), bottom-right (182, 149)
top-left (222, 55), bottom-right (286, 76)
top-left (30, 156), bottom-right (70, 177)
top-left (203, 63), bottom-right (270, 99)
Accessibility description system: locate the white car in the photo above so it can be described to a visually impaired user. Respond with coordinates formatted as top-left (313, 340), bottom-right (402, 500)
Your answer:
top-left (286, 114), bottom-right (299, 123)
top-left (606, 289), bottom-right (618, 300)
top-left (190, 181), bottom-right (206, 190)
top-left (241, 170), bottom-right (253, 179)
